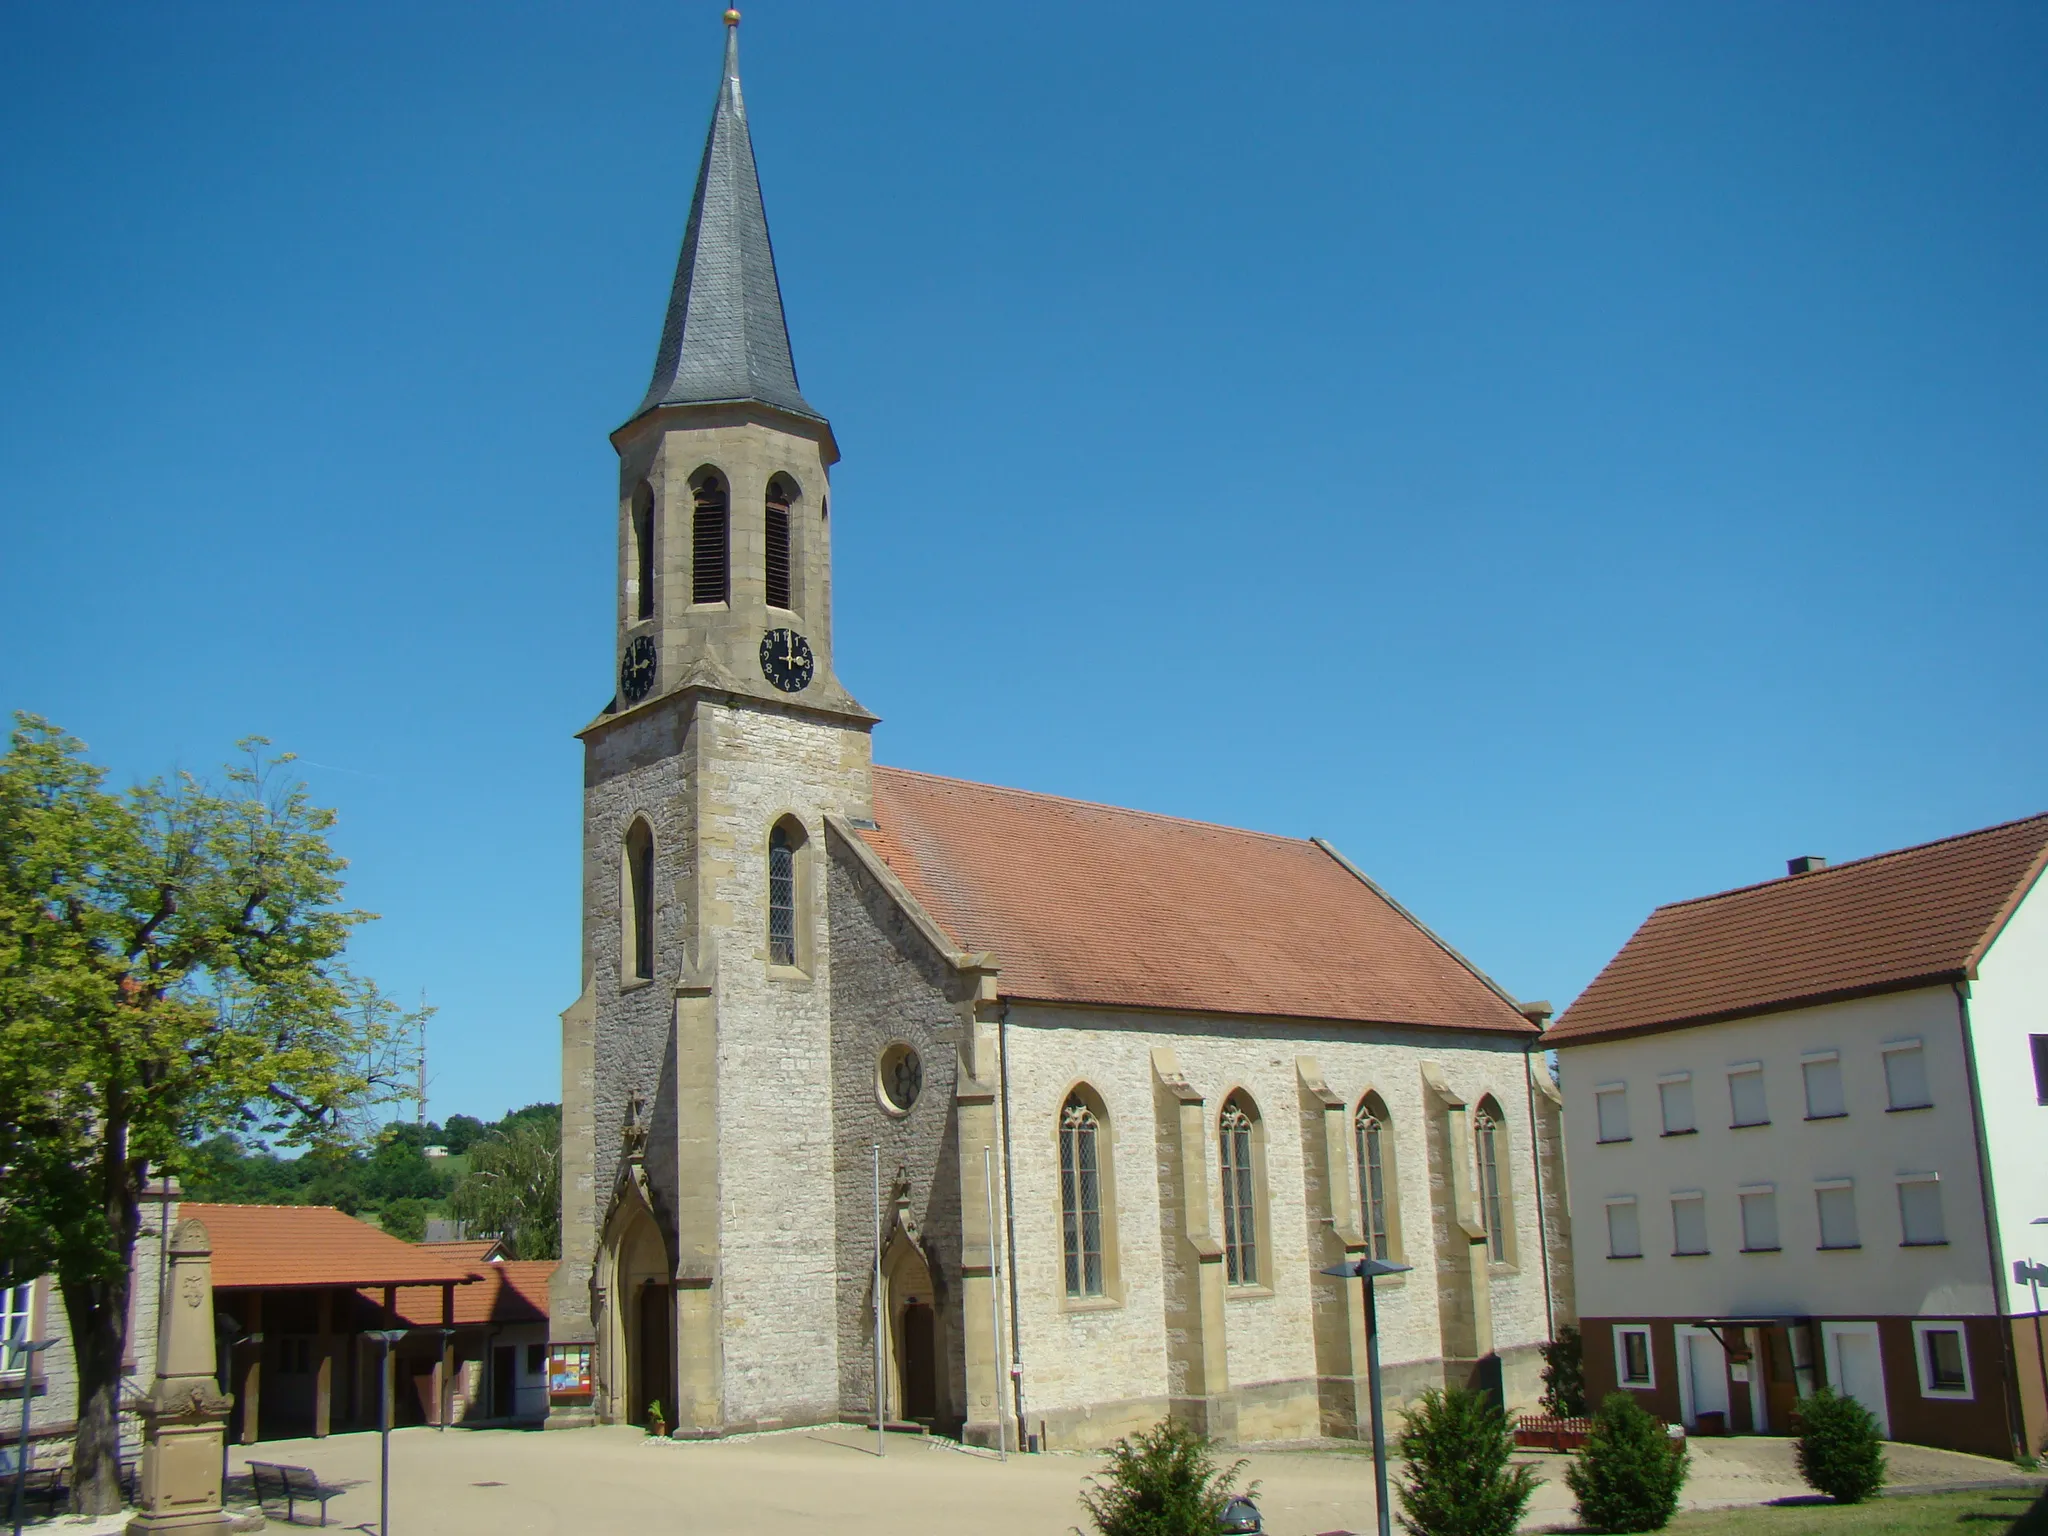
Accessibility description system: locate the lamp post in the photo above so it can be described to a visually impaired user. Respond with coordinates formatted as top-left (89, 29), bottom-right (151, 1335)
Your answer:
top-left (1321, 1256), bottom-right (1412, 1536)
top-left (365, 1329), bottom-right (409, 1536)
top-left (9, 1338), bottom-right (53, 1536)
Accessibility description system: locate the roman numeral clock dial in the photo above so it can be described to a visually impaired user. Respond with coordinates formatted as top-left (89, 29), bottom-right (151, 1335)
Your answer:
top-left (759, 628), bottom-right (814, 693)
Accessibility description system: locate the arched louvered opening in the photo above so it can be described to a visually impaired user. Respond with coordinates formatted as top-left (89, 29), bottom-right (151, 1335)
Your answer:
top-left (691, 469), bottom-right (729, 605)
top-left (1220, 1092), bottom-right (1262, 1287)
top-left (765, 475), bottom-right (797, 611)
top-left (631, 482), bottom-right (656, 622)
top-left (622, 818), bottom-right (655, 983)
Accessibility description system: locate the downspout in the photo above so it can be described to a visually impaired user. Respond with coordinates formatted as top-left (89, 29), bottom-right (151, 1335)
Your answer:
top-left (1953, 980), bottom-right (2024, 1459)
top-left (996, 1001), bottom-right (1025, 1448)
top-left (1522, 1036), bottom-right (1556, 1341)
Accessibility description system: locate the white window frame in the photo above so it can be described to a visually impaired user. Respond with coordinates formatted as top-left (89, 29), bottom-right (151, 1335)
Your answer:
top-left (1910, 1320), bottom-right (1974, 1400)
top-left (1670, 1190), bottom-right (1709, 1256)
top-left (1594, 1083), bottom-right (1631, 1144)
top-left (1739, 1183), bottom-right (1781, 1253)
top-left (0, 1279), bottom-right (33, 1379)
top-left (1728, 1062), bottom-right (1769, 1127)
top-left (1605, 1196), bottom-right (1643, 1260)
top-left (1657, 1071), bottom-right (1696, 1136)
top-left (1802, 1049), bottom-right (1847, 1120)
top-left (1613, 1324), bottom-right (1656, 1389)
top-left (1897, 1173), bottom-right (1947, 1247)
top-left (1814, 1177), bottom-right (1860, 1250)
top-left (1881, 1039), bottom-right (1932, 1111)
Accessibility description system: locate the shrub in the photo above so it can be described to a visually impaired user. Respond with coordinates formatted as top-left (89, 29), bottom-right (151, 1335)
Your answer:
top-left (1394, 1386), bottom-right (1540, 1536)
top-left (1794, 1388), bottom-right (1887, 1504)
top-left (645, 1399), bottom-right (665, 1435)
top-left (1078, 1419), bottom-right (1255, 1536)
top-left (1540, 1326), bottom-right (1587, 1417)
top-left (1565, 1393), bottom-right (1689, 1532)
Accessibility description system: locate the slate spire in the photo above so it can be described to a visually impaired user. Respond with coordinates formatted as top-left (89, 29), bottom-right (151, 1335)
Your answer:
top-left (633, 12), bottom-right (820, 424)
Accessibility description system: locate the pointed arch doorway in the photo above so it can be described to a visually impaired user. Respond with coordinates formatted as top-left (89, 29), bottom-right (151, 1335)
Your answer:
top-left (882, 1233), bottom-right (942, 1425)
top-left (602, 1195), bottom-right (675, 1431)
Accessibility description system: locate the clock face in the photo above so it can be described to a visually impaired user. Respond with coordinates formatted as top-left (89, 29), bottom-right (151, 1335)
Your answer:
top-left (619, 635), bottom-right (658, 703)
top-left (759, 628), bottom-right (815, 693)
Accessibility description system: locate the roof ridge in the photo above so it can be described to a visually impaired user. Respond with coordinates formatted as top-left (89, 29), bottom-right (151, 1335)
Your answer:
top-left (873, 764), bottom-right (1314, 849)
top-left (1649, 811), bottom-right (2048, 914)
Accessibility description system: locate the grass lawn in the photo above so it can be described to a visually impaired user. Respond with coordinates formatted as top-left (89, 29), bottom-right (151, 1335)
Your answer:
top-left (1666, 1488), bottom-right (2048, 1536)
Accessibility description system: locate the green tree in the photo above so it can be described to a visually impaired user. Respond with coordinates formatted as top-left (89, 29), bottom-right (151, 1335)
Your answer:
top-left (448, 1113), bottom-right (561, 1259)
top-left (1565, 1393), bottom-right (1689, 1532)
top-left (1540, 1324), bottom-right (1587, 1417)
top-left (1793, 1388), bottom-right (1888, 1503)
top-left (0, 717), bottom-right (418, 1513)
top-left (1394, 1386), bottom-right (1541, 1536)
top-left (1076, 1418), bottom-right (1254, 1536)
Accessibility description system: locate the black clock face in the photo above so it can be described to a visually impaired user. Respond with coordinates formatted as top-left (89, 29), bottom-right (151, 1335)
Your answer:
top-left (759, 628), bottom-right (815, 693)
top-left (619, 635), bottom-right (658, 703)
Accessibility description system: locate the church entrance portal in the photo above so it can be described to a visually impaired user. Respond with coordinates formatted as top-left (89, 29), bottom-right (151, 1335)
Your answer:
top-left (634, 1282), bottom-right (673, 1430)
top-left (883, 1233), bottom-right (943, 1426)
top-left (900, 1302), bottom-right (937, 1421)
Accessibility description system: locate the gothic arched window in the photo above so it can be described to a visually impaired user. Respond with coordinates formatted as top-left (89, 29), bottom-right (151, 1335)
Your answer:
top-left (767, 817), bottom-right (804, 967)
top-left (1061, 1093), bottom-right (1105, 1298)
top-left (1474, 1097), bottom-right (1510, 1263)
top-left (1354, 1095), bottom-right (1396, 1261)
top-left (1220, 1093), bottom-right (1260, 1286)
top-left (765, 475), bottom-right (796, 611)
top-left (622, 818), bottom-right (655, 982)
top-left (691, 469), bottom-right (729, 605)
top-left (631, 481), bottom-right (656, 622)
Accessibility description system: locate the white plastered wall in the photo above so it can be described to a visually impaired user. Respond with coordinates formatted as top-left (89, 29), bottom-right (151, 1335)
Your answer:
top-left (1967, 871), bottom-right (2048, 1315)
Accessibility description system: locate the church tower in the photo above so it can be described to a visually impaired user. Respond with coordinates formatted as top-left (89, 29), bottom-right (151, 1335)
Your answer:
top-left (551, 11), bottom-right (876, 1434)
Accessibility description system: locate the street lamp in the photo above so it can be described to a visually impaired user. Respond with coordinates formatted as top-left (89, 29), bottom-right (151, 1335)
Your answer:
top-left (1320, 1256), bottom-right (1412, 1536)
top-left (9, 1338), bottom-right (53, 1536)
top-left (365, 1329), bottom-right (409, 1536)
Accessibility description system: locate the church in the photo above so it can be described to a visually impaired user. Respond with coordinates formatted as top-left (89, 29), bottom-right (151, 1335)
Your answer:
top-left (548, 13), bottom-right (1573, 1451)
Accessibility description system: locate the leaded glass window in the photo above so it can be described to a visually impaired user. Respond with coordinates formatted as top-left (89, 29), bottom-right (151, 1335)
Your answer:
top-left (1354, 1106), bottom-right (1390, 1260)
top-left (768, 823), bottom-right (796, 966)
top-left (1474, 1108), bottom-right (1505, 1262)
top-left (1060, 1096), bottom-right (1104, 1298)
top-left (1220, 1098), bottom-right (1258, 1286)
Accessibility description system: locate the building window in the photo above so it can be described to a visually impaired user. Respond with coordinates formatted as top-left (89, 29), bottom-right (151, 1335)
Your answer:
top-left (1474, 1101), bottom-right (1509, 1262)
top-left (691, 469), bottom-right (729, 605)
top-left (1728, 1063), bottom-right (1769, 1127)
top-left (1898, 1176), bottom-right (1947, 1246)
top-left (1802, 1052), bottom-right (1846, 1119)
top-left (1912, 1322), bottom-right (1972, 1399)
top-left (1595, 1084), bottom-right (1630, 1143)
top-left (1606, 1198), bottom-right (1643, 1259)
top-left (526, 1343), bottom-right (545, 1375)
top-left (1658, 1073), bottom-right (1696, 1135)
top-left (1354, 1096), bottom-right (1396, 1262)
top-left (1220, 1094), bottom-right (1260, 1287)
top-left (1740, 1186), bottom-right (1781, 1252)
top-left (622, 819), bottom-right (655, 983)
top-left (765, 476), bottom-right (796, 611)
top-left (878, 1043), bottom-right (922, 1115)
top-left (1882, 1042), bottom-right (1931, 1111)
top-left (0, 1280), bottom-right (31, 1372)
top-left (2030, 1035), bottom-right (2048, 1106)
top-left (1816, 1181), bottom-right (1860, 1249)
top-left (1061, 1094), bottom-right (1105, 1298)
top-left (1671, 1193), bottom-right (1709, 1256)
top-left (1614, 1325), bottom-right (1655, 1388)
top-left (631, 481), bottom-right (656, 622)
top-left (767, 818), bottom-right (802, 967)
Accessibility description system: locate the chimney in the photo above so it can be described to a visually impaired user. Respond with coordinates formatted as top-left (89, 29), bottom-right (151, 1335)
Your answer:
top-left (1787, 855), bottom-right (1827, 876)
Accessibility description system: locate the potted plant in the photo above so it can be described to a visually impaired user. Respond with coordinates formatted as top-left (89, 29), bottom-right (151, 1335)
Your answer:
top-left (646, 1399), bottom-right (667, 1439)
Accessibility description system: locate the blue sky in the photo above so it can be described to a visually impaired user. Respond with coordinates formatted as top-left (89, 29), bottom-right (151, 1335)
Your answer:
top-left (3, 3), bottom-right (2043, 1125)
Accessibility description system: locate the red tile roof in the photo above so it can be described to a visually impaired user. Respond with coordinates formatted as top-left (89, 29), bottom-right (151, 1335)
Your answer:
top-left (361, 1261), bottom-right (556, 1328)
top-left (180, 1204), bottom-right (482, 1290)
top-left (856, 767), bottom-right (1533, 1034)
top-left (420, 1240), bottom-right (503, 1266)
top-left (1549, 813), bottom-right (2048, 1046)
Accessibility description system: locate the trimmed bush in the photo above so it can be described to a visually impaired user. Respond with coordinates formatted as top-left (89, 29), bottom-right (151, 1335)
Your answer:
top-left (1078, 1419), bottom-right (1256, 1536)
top-left (1394, 1386), bottom-right (1541, 1536)
top-left (1541, 1326), bottom-right (1588, 1418)
top-left (1793, 1388), bottom-right (1888, 1504)
top-left (1565, 1393), bottom-right (1689, 1532)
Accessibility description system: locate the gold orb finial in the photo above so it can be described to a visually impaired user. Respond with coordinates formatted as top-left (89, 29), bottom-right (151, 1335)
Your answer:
top-left (724, 8), bottom-right (740, 24)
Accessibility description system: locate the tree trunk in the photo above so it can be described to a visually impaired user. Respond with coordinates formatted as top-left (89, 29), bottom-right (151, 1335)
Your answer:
top-left (63, 1151), bottom-right (140, 1517)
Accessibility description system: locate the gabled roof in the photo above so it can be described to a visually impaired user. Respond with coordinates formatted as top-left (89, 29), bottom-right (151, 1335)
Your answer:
top-left (855, 767), bottom-right (1534, 1035)
top-left (421, 1239), bottom-right (505, 1266)
top-left (1548, 812), bottom-right (2048, 1046)
top-left (361, 1261), bottom-right (556, 1328)
top-left (630, 15), bottom-right (820, 427)
top-left (180, 1204), bottom-right (482, 1291)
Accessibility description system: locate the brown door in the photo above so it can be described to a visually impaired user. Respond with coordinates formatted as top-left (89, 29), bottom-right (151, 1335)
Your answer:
top-left (901, 1302), bottom-right (937, 1421)
top-left (635, 1283), bottom-right (672, 1429)
top-left (1761, 1328), bottom-right (1799, 1434)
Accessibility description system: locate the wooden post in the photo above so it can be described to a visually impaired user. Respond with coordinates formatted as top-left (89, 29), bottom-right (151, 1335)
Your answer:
top-left (314, 1290), bottom-right (333, 1439)
top-left (238, 1292), bottom-right (263, 1446)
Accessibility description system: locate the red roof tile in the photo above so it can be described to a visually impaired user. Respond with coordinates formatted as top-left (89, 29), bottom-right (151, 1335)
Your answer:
top-left (361, 1261), bottom-right (556, 1328)
top-left (856, 767), bottom-right (1532, 1034)
top-left (1549, 813), bottom-right (2048, 1045)
top-left (180, 1204), bottom-right (482, 1290)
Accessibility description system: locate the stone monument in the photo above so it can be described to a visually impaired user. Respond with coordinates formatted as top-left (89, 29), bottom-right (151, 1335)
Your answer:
top-left (128, 1218), bottom-right (234, 1534)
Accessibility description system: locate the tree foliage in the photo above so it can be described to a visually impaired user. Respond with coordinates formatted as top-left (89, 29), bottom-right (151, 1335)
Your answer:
top-left (1541, 1324), bottom-right (1587, 1417)
top-left (1393, 1386), bottom-right (1541, 1536)
top-left (0, 716), bottom-right (419, 1512)
top-left (1565, 1393), bottom-right (1689, 1532)
top-left (1794, 1388), bottom-right (1888, 1504)
top-left (448, 1109), bottom-right (562, 1259)
top-left (1077, 1419), bottom-right (1255, 1536)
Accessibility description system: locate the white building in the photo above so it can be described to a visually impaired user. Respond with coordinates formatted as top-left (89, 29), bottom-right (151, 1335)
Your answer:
top-left (1549, 817), bottom-right (2048, 1459)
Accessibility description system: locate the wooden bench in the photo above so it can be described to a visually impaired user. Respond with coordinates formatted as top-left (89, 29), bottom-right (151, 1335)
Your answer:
top-left (248, 1461), bottom-right (346, 1527)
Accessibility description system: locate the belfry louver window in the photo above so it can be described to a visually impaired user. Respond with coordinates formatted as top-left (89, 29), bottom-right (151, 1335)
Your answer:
top-left (632, 482), bottom-right (656, 622)
top-left (692, 472), bottom-right (730, 605)
top-left (768, 821), bottom-right (797, 966)
top-left (765, 477), bottom-right (794, 610)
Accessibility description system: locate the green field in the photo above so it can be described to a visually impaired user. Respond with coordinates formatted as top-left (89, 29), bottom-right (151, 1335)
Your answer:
top-left (1665, 1488), bottom-right (2048, 1536)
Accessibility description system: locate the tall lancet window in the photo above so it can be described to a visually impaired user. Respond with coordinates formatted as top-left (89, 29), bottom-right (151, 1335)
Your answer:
top-left (1474, 1098), bottom-right (1509, 1262)
top-left (631, 482), bottom-right (656, 622)
top-left (765, 476), bottom-right (795, 611)
top-left (691, 469), bottom-right (729, 605)
top-left (1220, 1094), bottom-right (1260, 1286)
top-left (767, 819), bottom-right (801, 966)
top-left (1061, 1094), bottom-right (1104, 1297)
top-left (623, 819), bottom-right (655, 983)
top-left (1355, 1097), bottom-right (1393, 1261)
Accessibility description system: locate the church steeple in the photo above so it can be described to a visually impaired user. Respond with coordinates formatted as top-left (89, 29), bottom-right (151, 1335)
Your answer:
top-left (633, 10), bottom-right (820, 426)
